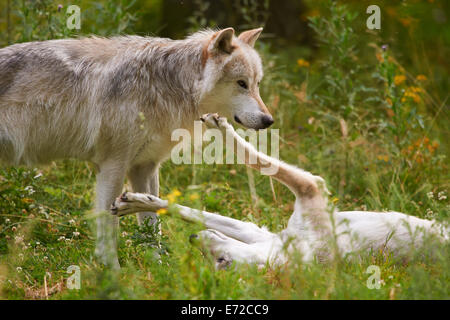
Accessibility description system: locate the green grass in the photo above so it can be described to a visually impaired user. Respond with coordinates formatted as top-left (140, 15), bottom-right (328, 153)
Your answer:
top-left (0, 0), bottom-right (449, 300)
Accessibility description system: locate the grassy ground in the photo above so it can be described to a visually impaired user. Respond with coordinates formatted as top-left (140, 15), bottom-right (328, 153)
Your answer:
top-left (0, 0), bottom-right (449, 299)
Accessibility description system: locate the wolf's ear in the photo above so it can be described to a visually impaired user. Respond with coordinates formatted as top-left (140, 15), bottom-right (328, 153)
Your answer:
top-left (210, 28), bottom-right (235, 54)
top-left (238, 28), bottom-right (263, 47)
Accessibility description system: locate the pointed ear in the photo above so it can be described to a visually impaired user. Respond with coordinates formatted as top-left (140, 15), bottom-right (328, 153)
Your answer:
top-left (238, 28), bottom-right (263, 47)
top-left (210, 28), bottom-right (235, 54)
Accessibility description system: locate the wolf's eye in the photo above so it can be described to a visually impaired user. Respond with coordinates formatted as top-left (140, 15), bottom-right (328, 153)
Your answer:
top-left (237, 80), bottom-right (248, 89)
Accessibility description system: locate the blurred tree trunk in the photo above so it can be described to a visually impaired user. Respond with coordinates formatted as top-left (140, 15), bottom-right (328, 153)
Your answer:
top-left (155, 0), bottom-right (312, 46)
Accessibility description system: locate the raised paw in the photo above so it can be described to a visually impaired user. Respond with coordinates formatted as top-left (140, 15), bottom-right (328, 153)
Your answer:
top-left (111, 192), bottom-right (168, 217)
top-left (200, 113), bottom-right (229, 130)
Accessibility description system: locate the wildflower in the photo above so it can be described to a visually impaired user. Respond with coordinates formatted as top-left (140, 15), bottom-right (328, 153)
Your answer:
top-left (332, 197), bottom-right (339, 204)
top-left (5, 218), bottom-right (10, 223)
top-left (402, 88), bottom-right (421, 103)
top-left (399, 17), bottom-right (412, 27)
top-left (425, 208), bottom-right (434, 219)
top-left (438, 191), bottom-right (447, 201)
top-left (11, 226), bottom-right (17, 232)
top-left (394, 75), bottom-right (406, 86)
top-left (14, 235), bottom-right (24, 245)
top-left (297, 59), bottom-right (310, 68)
top-left (189, 193), bottom-right (199, 201)
top-left (386, 97), bottom-right (393, 106)
top-left (16, 267), bottom-right (22, 272)
top-left (68, 219), bottom-right (76, 225)
top-left (121, 231), bottom-right (128, 237)
top-left (381, 44), bottom-right (388, 51)
top-left (57, 4), bottom-right (63, 12)
top-left (166, 189), bottom-right (181, 204)
top-left (33, 172), bottom-right (43, 179)
top-left (73, 231), bottom-right (80, 237)
top-left (426, 191), bottom-right (434, 199)
top-left (125, 239), bottom-right (133, 247)
top-left (58, 236), bottom-right (66, 241)
top-left (156, 208), bottom-right (168, 215)
top-left (376, 52), bottom-right (384, 62)
top-left (24, 186), bottom-right (35, 195)
top-left (416, 74), bottom-right (427, 81)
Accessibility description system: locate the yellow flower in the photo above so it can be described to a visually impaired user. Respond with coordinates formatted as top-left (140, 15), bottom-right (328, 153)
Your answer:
top-left (377, 155), bottom-right (389, 162)
top-left (376, 52), bottom-right (384, 63)
top-left (332, 197), bottom-right (339, 204)
top-left (156, 208), bottom-right (168, 215)
top-left (416, 74), bottom-right (427, 81)
top-left (297, 59), bottom-right (310, 68)
top-left (394, 75), bottom-right (406, 86)
top-left (399, 17), bottom-right (412, 27)
top-left (166, 189), bottom-right (181, 204)
top-left (403, 88), bottom-right (421, 103)
top-left (189, 193), bottom-right (199, 201)
top-left (386, 97), bottom-right (393, 106)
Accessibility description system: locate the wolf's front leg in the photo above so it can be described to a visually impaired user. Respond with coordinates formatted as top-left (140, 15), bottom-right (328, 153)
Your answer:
top-left (128, 162), bottom-right (160, 226)
top-left (95, 160), bottom-right (127, 269)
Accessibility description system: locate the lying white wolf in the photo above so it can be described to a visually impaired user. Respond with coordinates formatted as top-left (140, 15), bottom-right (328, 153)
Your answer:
top-left (0, 28), bottom-right (272, 267)
top-left (112, 114), bottom-right (448, 269)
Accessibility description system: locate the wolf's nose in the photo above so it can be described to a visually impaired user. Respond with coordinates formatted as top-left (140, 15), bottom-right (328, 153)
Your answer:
top-left (261, 115), bottom-right (274, 128)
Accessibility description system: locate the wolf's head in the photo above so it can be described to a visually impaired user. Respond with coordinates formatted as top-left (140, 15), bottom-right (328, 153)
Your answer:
top-left (198, 28), bottom-right (273, 129)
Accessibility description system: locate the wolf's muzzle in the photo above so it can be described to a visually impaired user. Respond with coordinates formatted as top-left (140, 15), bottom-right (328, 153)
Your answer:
top-left (261, 114), bottom-right (274, 128)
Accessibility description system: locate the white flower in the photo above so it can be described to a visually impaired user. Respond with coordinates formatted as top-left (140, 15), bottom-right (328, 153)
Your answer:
top-left (73, 231), bottom-right (80, 237)
top-left (68, 219), bottom-right (76, 225)
top-left (125, 239), bottom-right (133, 247)
top-left (33, 173), bottom-right (43, 179)
top-left (58, 236), bottom-right (66, 241)
top-left (438, 191), bottom-right (447, 201)
top-left (425, 208), bottom-right (434, 219)
top-left (14, 235), bottom-right (24, 245)
top-left (24, 186), bottom-right (35, 195)
top-left (426, 191), bottom-right (434, 199)
top-left (16, 267), bottom-right (22, 272)
top-left (121, 232), bottom-right (128, 237)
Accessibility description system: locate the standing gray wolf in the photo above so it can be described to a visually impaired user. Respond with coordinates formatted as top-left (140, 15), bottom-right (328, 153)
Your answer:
top-left (112, 114), bottom-right (448, 269)
top-left (0, 28), bottom-right (273, 268)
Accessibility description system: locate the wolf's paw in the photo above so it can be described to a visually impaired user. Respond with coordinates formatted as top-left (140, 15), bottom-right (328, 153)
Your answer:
top-left (111, 192), bottom-right (168, 217)
top-left (200, 113), bottom-right (229, 130)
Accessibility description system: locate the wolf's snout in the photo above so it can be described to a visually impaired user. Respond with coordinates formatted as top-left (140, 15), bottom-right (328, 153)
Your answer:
top-left (261, 114), bottom-right (274, 128)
